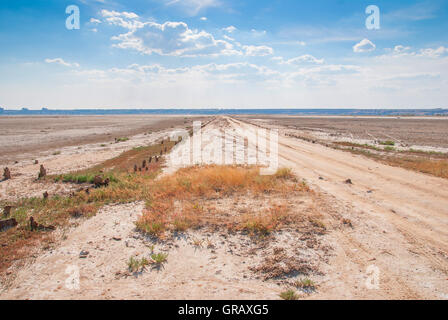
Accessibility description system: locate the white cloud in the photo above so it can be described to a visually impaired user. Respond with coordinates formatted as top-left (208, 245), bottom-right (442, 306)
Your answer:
top-left (353, 39), bottom-right (376, 53)
top-left (418, 46), bottom-right (448, 58)
top-left (222, 35), bottom-right (235, 42)
top-left (275, 54), bottom-right (324, 65)
top-left (101, 10), bottom-right (139, 19)
top-left (89, 18), bottom-right (102, 24)
top-left (200, 16), bottom-right (207, 21)
top-left (251, 29), bottom-right (266, 37)
top-left (100, 10), bottom-right (143, 30)
top-left (45, 58), bottom-right (80, 68)
top-left (99, 11), bottom-right (279, 57)
top-left (242, 45), bottom-right (273, 56)
top-left (393, 45), bottom-right (411, 54)
top-left (109, 20), bottom-right (240, 57)
top-left (24, 44), bottom-right (448, 109)
top-left (73, 62), bottom-right (280, 86)
top-left (223, 26), bottom-right (237, 33)
top-left (381, 45), bottom-right (448, 59)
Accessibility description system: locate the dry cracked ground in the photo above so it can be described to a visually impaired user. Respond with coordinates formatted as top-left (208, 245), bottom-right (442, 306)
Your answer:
top-left (0, 116), bottom-right (447, 300)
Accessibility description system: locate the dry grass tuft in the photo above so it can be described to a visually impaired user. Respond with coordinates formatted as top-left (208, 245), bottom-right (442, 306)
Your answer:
top-left (249, 247), bottom-right (318, 280)
top-left (280, 289), bottom-right (299, 300)
top-left (240, 204), bottom-right (290, 236)
top-left (136, 166), bottom-right (309, 238)
top-left (334, 142), bottom-right (448, 179)
top-left (385, 157), bottom-right (448, 179)
top-left (67, 204), bottom-right (98, 218)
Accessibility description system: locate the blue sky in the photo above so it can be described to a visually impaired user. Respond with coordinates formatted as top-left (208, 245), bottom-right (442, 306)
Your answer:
top-left (0, 0), bottom-right (447, 109)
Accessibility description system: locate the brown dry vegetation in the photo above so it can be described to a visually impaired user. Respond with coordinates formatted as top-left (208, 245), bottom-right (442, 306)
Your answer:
top-left (383, 156), bottom-right (448, 179)
top-left (334, 144), bottom-right (448, 179)
top-left (135, 165), bottom-right (311, 238)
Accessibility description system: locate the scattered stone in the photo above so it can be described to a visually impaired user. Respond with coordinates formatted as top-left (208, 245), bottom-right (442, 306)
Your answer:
top-left (342, 218), bottom-right (353, 228)
top-left (38, 165), bottom-right (47, 179)
top-left (3, 167), bottom-right (11, 180)
top-left (29, 216), bottom-right (55, 232)
top-left (319, 177), bottom-right (324, 180)
top-left (3, 206), bottom-right (12, 217)
top-left (34, 160), bottom-right (39, 164)
top-left (43, 191), bottom-right (49, 199)
top-left (112, 236), bottom-right (122, 241)
top-left (93, 175), bottom-right (110, 188)
top-left (29, 216), bottom-right (38, 231)
top-left (0, 218), bottom-right (18, 232)
top-left (79, 250), bottom-right (89, 258)
top-left (344, 179), bottom-right (353, 185)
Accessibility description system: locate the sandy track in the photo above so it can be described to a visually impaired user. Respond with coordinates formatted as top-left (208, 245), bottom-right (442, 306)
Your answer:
top-left (229, 117), bottom-right (448, 299)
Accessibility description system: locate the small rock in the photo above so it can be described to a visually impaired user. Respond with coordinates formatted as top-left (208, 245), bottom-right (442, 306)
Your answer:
top-left (3, 206), bottom-right (12, 218)
top-left (112, 236), bottom-right (122, 241)
top-left (344, 179), bottom-right (353, 185)
top-left (3, 167), bottom-right (11, 180)
top-left (79, 250), bottom-right (89, 258)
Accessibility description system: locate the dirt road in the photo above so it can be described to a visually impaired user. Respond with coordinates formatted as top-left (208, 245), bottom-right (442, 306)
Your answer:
top-left (228, 116), bottom-right (448, 299)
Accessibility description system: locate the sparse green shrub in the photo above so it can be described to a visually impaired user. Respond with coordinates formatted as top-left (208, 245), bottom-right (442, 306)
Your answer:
top-left (379, 140), bottom-right (395, 146)
top-left (115, 137), bottom-right (129, 143)
top-left (294, 278), bottom-right (316, 291)
top-left (280, 289), bottom-right (299, 300)
top-left (151, 252), bottom-right (168, 265)
top-left (128, 256), bottom-right (150, 272)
